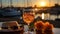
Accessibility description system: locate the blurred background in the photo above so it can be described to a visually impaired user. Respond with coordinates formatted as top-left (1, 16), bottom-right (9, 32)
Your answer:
top-left (0, 0), bottom-right (60, 28)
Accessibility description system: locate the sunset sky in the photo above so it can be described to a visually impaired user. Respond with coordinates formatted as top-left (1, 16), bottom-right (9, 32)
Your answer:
top-left (0, 0), bottom-right (60, 7)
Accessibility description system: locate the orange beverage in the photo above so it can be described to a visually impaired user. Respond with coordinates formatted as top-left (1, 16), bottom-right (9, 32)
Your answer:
top-left (23, 12), bottom-right (35, 25)
top-left (34, 21), bottom-right (45, 34)
top-left (44, 22), bottom-right (54, 32)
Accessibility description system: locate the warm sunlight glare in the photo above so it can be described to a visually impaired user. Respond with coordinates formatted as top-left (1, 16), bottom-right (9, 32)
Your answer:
top-left (42, 13), bottom-right (44, 19)
top-left (40, 1), bottom-right (46, 7)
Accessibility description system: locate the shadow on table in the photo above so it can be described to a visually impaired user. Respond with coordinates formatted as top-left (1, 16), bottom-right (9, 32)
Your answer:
top-left (36, 30), bottom-right (54, 34)
top-left (0, 30), bottom-right (24, 34)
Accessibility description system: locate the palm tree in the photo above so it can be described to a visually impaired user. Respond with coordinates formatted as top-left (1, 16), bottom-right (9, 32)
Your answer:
top-left (49, 0), bottom-right (51, 7)
top-left (54, 4), bottom-right (60, 18)
top-left (10, 0), bottom-right (12, 7)
top-left (27, 0), bottom-right (29, 7)
top-left (0, 0), bottom-right (2, 8)
top-left (57, 0), bottom-right (59, 4)
top-left (24, 0), bottom-right (26, 7)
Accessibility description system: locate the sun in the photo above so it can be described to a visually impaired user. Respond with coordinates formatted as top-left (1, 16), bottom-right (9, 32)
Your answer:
top-left (40, 1), bottom-right (46, 7)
